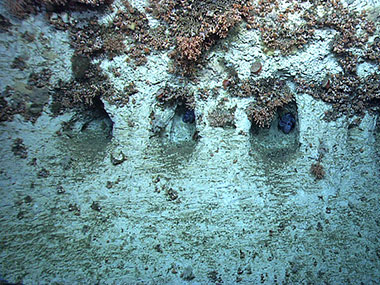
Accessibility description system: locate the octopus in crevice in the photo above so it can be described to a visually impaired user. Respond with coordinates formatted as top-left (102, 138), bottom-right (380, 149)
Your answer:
top-left (182, 109), bottom-right (195, 124)
top-left (278, 113), bottom-right (296, 134)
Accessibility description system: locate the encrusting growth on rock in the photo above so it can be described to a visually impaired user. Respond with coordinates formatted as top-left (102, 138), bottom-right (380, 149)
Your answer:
top-left (3, 0), bottom-right (379, 127)
top-left (310, 162), bottom-right (325, 180)
top-left (6, 0), bottom-right (113, 18)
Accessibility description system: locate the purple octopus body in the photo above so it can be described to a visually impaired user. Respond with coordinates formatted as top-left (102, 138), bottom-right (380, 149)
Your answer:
top-left (182, 109), bottom-right (195, 124)
top-left (278, 113), bottom-right (296, 134)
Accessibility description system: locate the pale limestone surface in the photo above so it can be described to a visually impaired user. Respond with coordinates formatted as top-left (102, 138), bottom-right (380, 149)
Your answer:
top-left (0, 0), bottom-right (379, 284)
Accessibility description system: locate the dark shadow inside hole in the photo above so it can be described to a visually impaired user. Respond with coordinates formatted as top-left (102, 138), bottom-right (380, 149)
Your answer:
top-left (57, 96), bottom-right (113, 170)
top-left (147, 103), bottom-right (198, 173)
top-left (83, 96), bottom-right (114, 137)
top-left (250, 102), bottom-right (300, 163)
top-left (167, 104), bottom-right (197, 143)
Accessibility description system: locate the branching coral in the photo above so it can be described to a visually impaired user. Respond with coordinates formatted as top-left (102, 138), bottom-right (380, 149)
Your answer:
top-left (176, 36), bottom-right (204, 62)
top-left (68, 1), bottom-right (152, 61)
top-left (283, 1), bottom-right (380, 125)
top-left (7, 0), bottom-right (378, 124)
top-left (310, 162), bottom-right (325, 180)
top-left (297, 72), bottom-right (380, 123)
top-left (242, 78), bottom-right (294, 128)
top-left (5, 0), bottom-right (37, 18)
top-left (148, 0), bottom-right (250, 74)
top-left (6, 0), bottom-right (113, 18)
top-left (51, 62), bottom-right (114, 115)
top-left (242, 0), bottom-right (376, 59)
top-left (208, 105), bottom-right (236, 128)
top-left (364, 37), bottom-right (380, 66)
top-left (155, 85), bottom-right (195, 110)
top-left (244, 0), bottom-right (316, 55)
top-left (0, 96), bottom-right (15, 122)
top-left (145, 0), bottom-right (376, 76)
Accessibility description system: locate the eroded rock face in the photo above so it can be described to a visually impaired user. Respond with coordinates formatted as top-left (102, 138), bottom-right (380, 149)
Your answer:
top-left (0, 0), bottom-right (380, 284)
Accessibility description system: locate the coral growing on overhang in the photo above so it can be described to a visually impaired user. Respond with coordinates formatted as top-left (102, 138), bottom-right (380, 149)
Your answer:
top-left (148, 0), bottom-right (254, 75)
top-left (241, 77), bottom-right (294, 128)
top-left (6, 0), bottom-right (113, 18)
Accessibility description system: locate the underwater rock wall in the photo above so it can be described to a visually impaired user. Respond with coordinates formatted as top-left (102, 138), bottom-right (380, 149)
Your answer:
top-left (0, 0), bottom-right (379, 284)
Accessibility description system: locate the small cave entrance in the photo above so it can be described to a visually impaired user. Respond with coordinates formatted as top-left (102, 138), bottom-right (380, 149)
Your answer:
top-left (168, 104), bottom-right (197, 143)
top-left (149, 102), bottom-right (198, 172)
top-left (249, 102), bottom-right (300, 162)
top-left (151, 102), bottom-right (197, 144)
top-left (74, 96), bottom-right (114, 140)
top-left (57, 96), bottom-right (114, 167)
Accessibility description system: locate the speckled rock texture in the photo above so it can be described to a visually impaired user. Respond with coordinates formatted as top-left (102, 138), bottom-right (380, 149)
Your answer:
top-left (0, 0), bottom-right (379, 284)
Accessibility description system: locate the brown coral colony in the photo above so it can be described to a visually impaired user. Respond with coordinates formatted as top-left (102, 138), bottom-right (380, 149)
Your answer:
top-left (310, 162), bottom-right (325, 180)
top-left (2, 0), bottom-right (379, 129)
